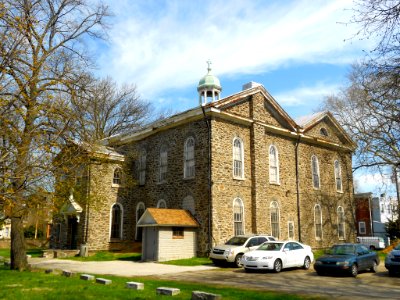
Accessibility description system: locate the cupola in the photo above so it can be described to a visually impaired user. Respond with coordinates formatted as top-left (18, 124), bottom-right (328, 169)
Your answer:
top-left (197, 60), bottom-right (222, 106)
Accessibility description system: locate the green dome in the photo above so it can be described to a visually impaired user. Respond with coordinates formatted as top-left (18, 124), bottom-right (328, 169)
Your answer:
top-left (197, 62), bottom-right (221, 92)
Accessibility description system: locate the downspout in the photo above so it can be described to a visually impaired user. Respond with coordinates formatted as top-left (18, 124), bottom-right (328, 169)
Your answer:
top-left (295, 134), bottom-right (302, 242)
top-left (84, 162), bottom-right (91, 244)
top-left (201, 105), bottom-right (213, 253)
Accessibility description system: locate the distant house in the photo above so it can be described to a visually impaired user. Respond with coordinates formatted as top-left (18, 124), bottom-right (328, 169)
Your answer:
top-left (53, 64), bottom-right (357, 255)
top-left (0, 219), bottom-right (11, 239)
top-left (137, 208), bottom-right (199, 261)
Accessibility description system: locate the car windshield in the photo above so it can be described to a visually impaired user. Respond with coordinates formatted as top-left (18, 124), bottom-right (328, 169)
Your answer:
top-left (225, 236), bottom-right (248, 246)
top-left (329, 245), bottom-right (356, 255)
top-left (257, 242), bottom-right (283, 251)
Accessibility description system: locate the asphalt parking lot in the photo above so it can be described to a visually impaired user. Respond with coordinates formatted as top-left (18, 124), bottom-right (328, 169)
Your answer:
top-left (154, 263), bottom-right (400, 300)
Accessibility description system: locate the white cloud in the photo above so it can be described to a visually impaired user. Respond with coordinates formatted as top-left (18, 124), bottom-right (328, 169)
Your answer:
top-left (354, 171), bottom-right (397, 196)
top-left (98, 0), bottom-right (375, 102)
top-left (273, 82), bottom-right (340, 107)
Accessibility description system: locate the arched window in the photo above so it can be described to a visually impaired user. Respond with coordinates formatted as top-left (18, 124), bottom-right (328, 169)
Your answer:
top-left (135, 202), bottom-right (145, 241)
top-left (138, 150), bottom-right (146, 185)
top-left (182, 195), bottom-right (195, 215)
top-left (311, 155), bottom-right (320, 189)
top-left (113, 167), bottom-right (122, 185)
top-left (269, 145), bottom-right (280, 184)
top-left (184, 137), bottom-right (195, 179)
top-left (337, 206), bottom-right (345, 240)
top-left (270, 201), bottom-right (280, 239)
top-left (314, 204), bottom-right (323, 240)
top-left (320, 128), bottom-right (328, 137)
top-left (157, 199), bottom-right (167, 208)
top-left (233, 138), bottom-right (244, 179)
top-left (334, 160), bottom-right (343, 192)
top-left (110, 203), bottom-right (123, 239)
top-left (233, 198), bottom-right (244, 235)
top-left (159, 145), bottom-right (168, 182)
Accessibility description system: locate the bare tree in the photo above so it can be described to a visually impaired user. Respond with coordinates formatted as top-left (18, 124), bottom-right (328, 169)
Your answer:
top-left (0, 0), bottom-right (109, 270)
top-left (70, 76), bottom-right (151, 142)
top-left (322, 63), bottom-right (400, 173)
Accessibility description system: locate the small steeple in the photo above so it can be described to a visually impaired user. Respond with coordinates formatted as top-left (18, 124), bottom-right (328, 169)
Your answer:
top-left (197, 60), bottom-right (222, 106)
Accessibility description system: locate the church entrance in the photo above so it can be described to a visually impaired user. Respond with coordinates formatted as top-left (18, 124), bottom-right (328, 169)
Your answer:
top-left (67, 216), bottom-right (78, 249)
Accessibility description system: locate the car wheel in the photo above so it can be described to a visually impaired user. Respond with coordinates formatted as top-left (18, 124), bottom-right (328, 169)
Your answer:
top-left (369, 245), bottom-right (376, 251)
top-left (273, 259), bottom-right (282, 273)
top-left (350, 264), bottom-right (358, 277)
top-left (303, 256), bottom-right (311, 269)
top-left (235, 254), bottom-right (243, 268)
top-left (370, 261), bottom-right (377, 273)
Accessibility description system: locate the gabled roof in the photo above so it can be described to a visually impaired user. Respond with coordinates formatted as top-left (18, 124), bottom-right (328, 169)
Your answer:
top-left (60, 193), bottom-right (83, 215)
top-left (137, 208), bottom-right (199, 228)
top-left (296, 111), bottom-right (356, 150)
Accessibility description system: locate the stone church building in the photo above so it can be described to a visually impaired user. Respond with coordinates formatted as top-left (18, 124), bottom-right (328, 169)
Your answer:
top-left (53, 64), bottom-right (356, 255)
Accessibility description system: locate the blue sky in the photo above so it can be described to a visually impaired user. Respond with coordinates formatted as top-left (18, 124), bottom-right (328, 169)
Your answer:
top-left (89, 0), bottom-right (396, 196)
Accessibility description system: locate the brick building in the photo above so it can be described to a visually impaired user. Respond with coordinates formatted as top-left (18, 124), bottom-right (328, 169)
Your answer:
top-left (53, 65), bottom-right (357, 255)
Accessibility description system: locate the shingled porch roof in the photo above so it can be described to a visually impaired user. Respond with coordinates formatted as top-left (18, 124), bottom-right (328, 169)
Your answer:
top-left (137, 208), bottom-right (199, 228)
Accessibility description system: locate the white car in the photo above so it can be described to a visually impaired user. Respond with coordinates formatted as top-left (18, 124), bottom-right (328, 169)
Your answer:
top-left (241, 241), bottom-right (314, 273)
top-left (210, 235), bottom-right (276, 267)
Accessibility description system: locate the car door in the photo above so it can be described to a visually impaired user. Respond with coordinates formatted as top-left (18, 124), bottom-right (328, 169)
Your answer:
top-left (356, 245), bottom-right (371, 270)
top-left (245, 237), bottom-right (260, 251)
top-left (283, 242), bottom-right (295, 267)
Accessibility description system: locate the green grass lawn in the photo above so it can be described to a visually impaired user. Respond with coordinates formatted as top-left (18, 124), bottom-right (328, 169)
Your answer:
top-left (0, 265), bottom-right (323, 300)
top-left (63, 251), bottom-right (142, 262)
top-left (0, 248), bottom-right (43, 259)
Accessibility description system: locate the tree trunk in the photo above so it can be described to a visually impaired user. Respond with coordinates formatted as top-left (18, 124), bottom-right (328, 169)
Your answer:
top-left (10, 216), bottom-right (28, 271)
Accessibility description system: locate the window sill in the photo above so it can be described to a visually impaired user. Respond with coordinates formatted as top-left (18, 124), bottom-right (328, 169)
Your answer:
top-left (336, 190), bottom-right (344, 194)
top-left (112, 184), bottom-right (125, 188)
top-left (233, 177), bottom-right (245, 181)
top-left (183, 176), bottom-right (195, 180)
top-left (157, 181), bottom-right (167, 185)
top-left (269, 182), bottom-right (281, 186)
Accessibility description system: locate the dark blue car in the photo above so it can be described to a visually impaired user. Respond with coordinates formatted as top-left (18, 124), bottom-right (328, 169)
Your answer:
top-left (314, 243), bottom-right (380, 277)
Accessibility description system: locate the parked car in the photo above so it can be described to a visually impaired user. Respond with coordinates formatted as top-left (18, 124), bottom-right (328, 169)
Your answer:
top-left (356, 236), bottom-right (386, 250)
top-left (314, 243), bottom-right (379, 277)
top-left (385, 243), bottom-right (400, 276)
top-left (209, 234), bottom-right (275, 267)
top-left (241, 241), bottom-right (314, 273)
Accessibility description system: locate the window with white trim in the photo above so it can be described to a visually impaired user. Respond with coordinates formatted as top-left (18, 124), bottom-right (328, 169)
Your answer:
top-left (311, 155), bottom-right (320, 189)
top-left (233, 138), bottom-right (244, 179)
top-left (288, 221), bottom-right (295, 240)
top-left (138, 150), bottom-right (146, 185)
top-left (314, 204), bottom-right (322, 240)
top-left (135, 202), bottom-right (145, 241)
top-left (159, 145), bottom-right (168, 182)
top-left (184, 137), bottom-right (195, 179)
top-left (157, 199), bottom-right (167, 208)
top-left (334, 160), bottom-right (343, 192)
top-left (110, 203), bottom-right (123, 239)
top-left (269, 145), bottom-right (280, 184)
top-left (233, 198), bottom-right (244, 235)
top-left (113, 167), bottom-right (122, 186)
top-left (359, 221), bottom-right (366, 234)
top-left (270, 201), bottom-right (280, 239)
top-left (337, 206), bottom-right (345, 240)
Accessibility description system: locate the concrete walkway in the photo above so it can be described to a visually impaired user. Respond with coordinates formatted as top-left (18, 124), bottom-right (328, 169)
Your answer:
top-left (29, 257), bottom-right (216, 277)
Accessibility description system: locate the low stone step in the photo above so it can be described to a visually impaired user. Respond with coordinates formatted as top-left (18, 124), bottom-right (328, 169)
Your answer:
top-left (156, 287), bottom-right (180, 296)
top-left (80, 274), bottom-right (95, 281)
top-left (62, 270), bottom-right (75, 277)
top-left (126, 281), bottom-right (144, 290)
top-left (192, 290), bottom-right (222, 300)
top-left (96, 278), bottom-right (112, 285)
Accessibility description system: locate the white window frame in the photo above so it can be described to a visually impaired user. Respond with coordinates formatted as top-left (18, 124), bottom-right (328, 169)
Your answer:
top-left (337, 206), bottom-right (345, 240)
top-left (311, 155), bottom-right (320, 189)
top-left (269, 145), bottom-right (280, 184)
top-left (184, 137), bottom-right (195, 179)
top-left (288, 221), bottom-right (295, 240)
top-left (112, 167), bottom-right (122, 187)
top-left (159, 145), bottom-right (168, 183)
top-left (359, 221), bottom-right (366, 235)
top-left (314, 204), bottom-right (323, 240)
top-left (135, 202), bottom-right (145, 240)
top-left (138, 150), bottom-right (146, 185)
top-left (109, 203), bottom-right (123, 240)
top-left (157, 199), bottom-right (167, 208)
top-left (270, 201), bottom-right (280, 239)
top-left (233, 198), bottom-right (244, 235)
top-left (334, 160), bottom-right (343, 192)
top-left (233, 137), bottom-right (244, 179)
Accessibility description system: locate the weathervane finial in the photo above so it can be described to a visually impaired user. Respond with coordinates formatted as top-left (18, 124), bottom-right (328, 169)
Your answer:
top-left (206, 59), bottom-right (212, 73)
